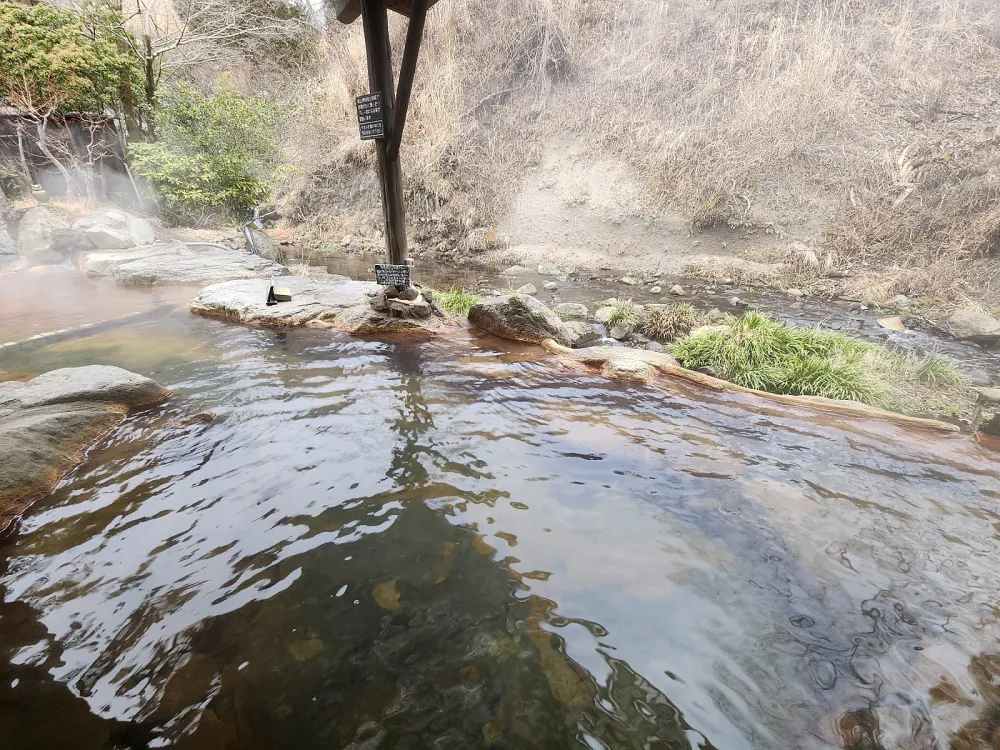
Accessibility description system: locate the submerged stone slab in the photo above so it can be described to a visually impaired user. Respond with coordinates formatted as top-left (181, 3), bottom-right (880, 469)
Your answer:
top-left (189, 277), bottom-right (453, 335)
top-left (0, 366), bottom-right (168, 531)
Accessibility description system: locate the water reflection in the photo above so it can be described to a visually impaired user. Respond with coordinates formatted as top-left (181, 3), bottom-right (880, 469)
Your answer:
top-left (2, 316), bottom-right (1000, 748)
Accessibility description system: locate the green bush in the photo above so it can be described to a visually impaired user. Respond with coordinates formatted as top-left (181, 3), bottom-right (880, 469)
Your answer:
top-left (130, 85), bottom-right (281, 222)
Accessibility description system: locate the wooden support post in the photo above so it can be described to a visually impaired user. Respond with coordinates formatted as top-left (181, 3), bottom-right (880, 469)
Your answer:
top-left (360, 0), bottom-right (407, 268)
top-left (387, 0), bottom-right (428, 161)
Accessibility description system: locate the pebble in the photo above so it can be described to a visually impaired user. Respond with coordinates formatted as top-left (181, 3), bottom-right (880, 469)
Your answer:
top-left (787, 288), bottom-right (805, 298)
top-left (620, 276), bottom-right (640, 286)
top-left (893, 294), bottom-right (910, 308)
top-left (728, 296), bottom-right (748, 307)
top-left (650, 286), bottom-right (662, 294)
top-left (669, 285), bottom-right (686, 296)
top-left (543, 281), bottom-right (558, 291)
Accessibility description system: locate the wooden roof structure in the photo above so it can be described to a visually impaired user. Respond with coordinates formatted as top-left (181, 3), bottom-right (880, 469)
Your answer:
top-left (332, 0), bottom-right (441, 24)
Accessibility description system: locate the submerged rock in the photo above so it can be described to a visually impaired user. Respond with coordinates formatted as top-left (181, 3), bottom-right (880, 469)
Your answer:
top-left (943, 307), bottom-right (1000, 344)
top-left (468, 293), bottom-right (571, 346)
top-left (0, 366), bottom-right (167, 531)
top-left (190, 276), bottom-right (451, 335)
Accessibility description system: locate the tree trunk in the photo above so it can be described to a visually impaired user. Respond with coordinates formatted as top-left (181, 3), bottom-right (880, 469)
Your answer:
top-left (143, 35), bottom-right (157, 140)
top-left (35, 118), bottom-right (77, 197)
top-left (15, 124), bottom-right (32, 184)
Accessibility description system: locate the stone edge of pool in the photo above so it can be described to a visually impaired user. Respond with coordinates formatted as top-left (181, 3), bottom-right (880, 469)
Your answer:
top-left (0, 366), bottom-right (169, 537)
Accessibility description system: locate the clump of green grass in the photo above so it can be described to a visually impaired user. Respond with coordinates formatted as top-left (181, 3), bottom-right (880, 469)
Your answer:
top-left (672, 311), bottom-right (886, 404)
top-left (910, 353), bottom-right (967, 386)
top-left (605, 298), bottom-right (641, 328)
top-left (671, 311), bottom-right (969, 410)
top-left (643, 303), bottom-right (701, 342)
top-left (432, 288), bottom-right (483, 316)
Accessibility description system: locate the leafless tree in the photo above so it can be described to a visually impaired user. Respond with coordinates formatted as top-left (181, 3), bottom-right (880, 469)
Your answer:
top-left (87, 0), bottom-right (309, 138)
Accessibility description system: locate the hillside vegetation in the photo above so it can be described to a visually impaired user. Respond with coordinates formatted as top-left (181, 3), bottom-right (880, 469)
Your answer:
top-left (279, 0), bottom-right (1000, 306)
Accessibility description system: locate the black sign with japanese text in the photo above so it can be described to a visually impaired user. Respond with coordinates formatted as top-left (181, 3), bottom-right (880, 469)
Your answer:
top-left (356, 92), bottom-right (385, 140)
top-left (374, 264), bottom-right (411, 287)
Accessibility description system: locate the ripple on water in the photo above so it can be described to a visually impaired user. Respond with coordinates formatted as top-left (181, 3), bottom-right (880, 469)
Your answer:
top-left (2, 316), bottom-right (1000, 749)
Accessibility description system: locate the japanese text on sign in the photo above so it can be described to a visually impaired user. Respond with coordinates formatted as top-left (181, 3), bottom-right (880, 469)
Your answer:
top-left (374, 264), bottom-right (411, 287)
top-left (356, 92), bottom-right (385, 140)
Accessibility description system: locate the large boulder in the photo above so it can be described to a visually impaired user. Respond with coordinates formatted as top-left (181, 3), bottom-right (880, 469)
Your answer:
top-left (190, 276), bottom-right (452, 335)
top-left (246, 227), bottom-right (283, 262)
top-left (86, 244), bottom-right (289, 286)
top-left (467, 293), bottom-right (571, 346)
top-left (943, 308), bottom-right (1000, 344)
top-left (18, 206), bottom-right (67, 263)
top-left (0, 366), bottom-right (167, 531)
top-left (73, 209), bottom-right (156, 250)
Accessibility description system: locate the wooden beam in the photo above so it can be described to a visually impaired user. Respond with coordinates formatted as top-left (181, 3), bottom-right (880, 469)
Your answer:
top-left (360, 0), bottom-right (408, 269)
top-left (335, 0), bottom-right (440, 23)
top-left (386, 0), bottom-right (428, 161)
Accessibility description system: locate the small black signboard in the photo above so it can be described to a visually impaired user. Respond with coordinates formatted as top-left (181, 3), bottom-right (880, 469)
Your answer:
top-left (356, 92), bottom-right (385, 140)
top-left (375, 263), bottom-right (411, 287)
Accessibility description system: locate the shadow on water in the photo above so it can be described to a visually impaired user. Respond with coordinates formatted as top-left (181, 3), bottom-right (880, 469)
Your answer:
top-left (3, 313), bottom-right (1000, 748)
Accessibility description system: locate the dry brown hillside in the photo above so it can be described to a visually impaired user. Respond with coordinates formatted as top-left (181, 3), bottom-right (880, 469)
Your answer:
top-left (278, 0), bottom-right (1000, 306)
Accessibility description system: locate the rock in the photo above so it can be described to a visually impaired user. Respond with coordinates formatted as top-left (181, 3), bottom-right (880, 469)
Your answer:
top-left (191, 276), bottom-right (451, 335)
top-left (0, 366), bottom-right (167, 530)
top-left (619, 276), bottom-right (639, 286)
top-left (73, 210), bottom-right (154, 249)
top-left (468, 293), bottom-right (571, 346)
top-left (0, 220), bottom-right (14, 256)
top-left (341, 235), bottom-right (353, 247)
top-left (787, 288), bottom-right (805, 298)
top-left (538, 262), bottom-right (561, 276)
top-left (601, 359), bottom-right (657, 382)
top-left (594, 306), bottom-right (615, 324)
top-left (609, 323), bottom-right (633, 341)
top-left (516, 283), bottom-right (537, 295)
top-left (649, 286), bottom-right (662, 294)
top-left (397, 286), bottom-right (420, 301)
top-left (965, 368), bottom-right (991, 387)
top-left (247, 228), bottom-right (282, 262)
top-left (943, 307), bottom-right (1000, 343)
top-left (563, 320), bottom-right (602, 348)
top-left (976, 387), bottom-right (1000, 405)
top-left (83, 243), bottom-right (185, 277)
top-left (728, 297), bottom-right (748, 308)
top-left (646, 341), bottom-right (664, 352)
top-left (893, 294), bottom-right (910, 308)
top-left (720, 277), bottom-right (734, 285)
top-left (669, 285), bottom-right (686, 296)
top-left (553, 303), bottom-right (589, 321)
top-left (84, 225), bottom-right (134, 250)
top-left (18, 206), bottom-right (67, 260)
top-left (501, 265), bottom-right (526, 276)
top-left (877, 316), bottom-right (905, 332)
top-left (104, 245), bottom-right (288, 286)
top-left (543, 281), bottom-right (558, 291)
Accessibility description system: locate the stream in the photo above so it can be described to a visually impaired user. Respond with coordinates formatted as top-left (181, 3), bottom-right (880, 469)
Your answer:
top-left (2, 260), bottom-right (1000, 749)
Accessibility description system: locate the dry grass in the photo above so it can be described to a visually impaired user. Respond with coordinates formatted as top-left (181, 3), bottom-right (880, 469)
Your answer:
top-left (276, 0), bottom-right (1000, 302)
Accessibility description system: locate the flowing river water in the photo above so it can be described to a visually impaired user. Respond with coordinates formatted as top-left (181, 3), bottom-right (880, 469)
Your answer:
top-left (2, 268), bottom-right (1000, 749)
